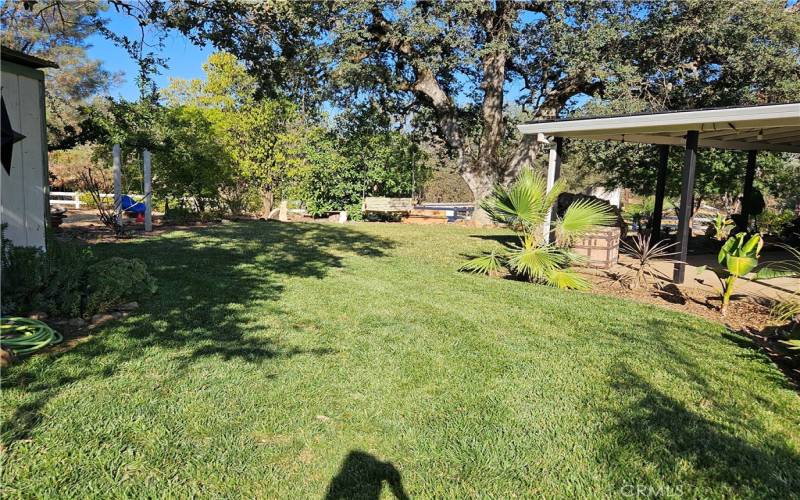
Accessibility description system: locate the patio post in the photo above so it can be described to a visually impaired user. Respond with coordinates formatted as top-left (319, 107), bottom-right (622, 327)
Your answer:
top-left (673, 131), bottom-right (699, 284)
top-left (543, 136), bottom-right (563, 243)
top-left (112, 144), bottom-right (121, 208)
top-left (740, 149), bottom-right (757, 231)
top-left (652, 145), bottom-right (669, 241)
top-left (143, 149), bottom-right (152, 232)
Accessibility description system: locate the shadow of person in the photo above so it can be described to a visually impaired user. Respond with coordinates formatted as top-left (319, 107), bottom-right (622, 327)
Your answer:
top-left (325, 450), bottom-right (410, 500)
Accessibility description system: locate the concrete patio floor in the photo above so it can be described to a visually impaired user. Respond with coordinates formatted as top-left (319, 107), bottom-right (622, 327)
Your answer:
top-left (616, 249), bottom-right (799, 304)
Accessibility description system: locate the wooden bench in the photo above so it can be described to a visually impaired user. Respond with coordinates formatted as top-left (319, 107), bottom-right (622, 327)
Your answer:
top-left (362, 197), bottom-right (414, 214)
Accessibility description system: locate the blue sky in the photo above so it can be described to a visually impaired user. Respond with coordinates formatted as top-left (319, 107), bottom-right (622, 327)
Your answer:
top-left (86, 12), bottom-right (213, 100)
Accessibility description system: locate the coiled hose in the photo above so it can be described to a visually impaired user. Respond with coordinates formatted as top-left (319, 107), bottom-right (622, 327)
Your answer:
top-left (0, 317), bottom-right (62, 356)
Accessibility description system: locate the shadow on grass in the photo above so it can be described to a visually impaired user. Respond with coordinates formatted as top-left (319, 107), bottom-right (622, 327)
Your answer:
top-left (596, 315), bottom-right (799, 495)
top-left (468, 233), bottom-right (518, 246)
top-left (601, 362), bottom-right (800, 496)
top-left (325, 450), bottom-right (409, 500)
top-left (2, 221), bottom-right (395, 447)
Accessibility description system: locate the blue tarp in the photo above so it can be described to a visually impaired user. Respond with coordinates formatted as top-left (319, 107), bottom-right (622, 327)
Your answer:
top-left (121, 195), bottom-right (146, 214)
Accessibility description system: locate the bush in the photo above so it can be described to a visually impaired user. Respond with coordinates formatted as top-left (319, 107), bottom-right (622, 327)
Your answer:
top-left (759, 209), bottom-right (795, 236)
top-left (85, 257), bottom-right (157, 316)
top-left (1, 226), bottom-right (155, 318)
top-left (1, 244), bottom-right (46, 315)
top-left (40, 238), bottom-right (94, 317)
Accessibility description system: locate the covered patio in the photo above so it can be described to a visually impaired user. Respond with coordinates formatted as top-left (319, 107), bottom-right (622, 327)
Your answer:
top-left (519, 103), bottom-right (800, 284)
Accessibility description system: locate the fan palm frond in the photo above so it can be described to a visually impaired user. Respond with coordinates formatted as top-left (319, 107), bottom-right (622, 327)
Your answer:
top-left (544, 268), bottom-right (592, 290)
top-left (555, 199), bottom-right (616, 246)
top-left (459, 251), bottom-right (506, 276)
top-left (482, 169), bottom-right (561, 232)
top-left (507, 239), bottom-right (565, 280)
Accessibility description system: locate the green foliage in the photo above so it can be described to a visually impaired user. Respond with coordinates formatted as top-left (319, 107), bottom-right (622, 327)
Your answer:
top-left (707, 214), bottom-right (735, 242)
top-left (698, 232), bottom-right (763, 315)
top-left (462, 169), bottom-right (614, 290)
top-left (1, 226), bottom-right (153, 318)
top-left (154, 105), bottom-right (233, 210)
top-left (623, 196), bottom-right (656, 235)
top-left (1, 242), bottom-right (45, 315)
top-left (85, 258), bottom-right (157, 317)
top-left (756, 244), bottom-right (800, 333)
top-left (758, 209), bottom-right (795, 237)
top-left (39, 236), bottom-right (94, 318)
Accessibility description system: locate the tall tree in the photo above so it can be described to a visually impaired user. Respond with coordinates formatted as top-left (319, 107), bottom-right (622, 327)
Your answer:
top-left (0, 0), bottom-right (121, 150)
top-left (160, 1), bottom-right (636, 220)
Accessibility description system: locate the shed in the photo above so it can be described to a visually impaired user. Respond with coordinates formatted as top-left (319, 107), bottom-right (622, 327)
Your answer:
top-left (518, 102), bottom-right (800, 283)
top-left (1, 46), bottom-right (57, 249)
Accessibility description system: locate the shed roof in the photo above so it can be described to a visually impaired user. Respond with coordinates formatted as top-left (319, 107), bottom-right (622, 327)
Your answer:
top-left (1, 46), bottom-right (59, 69)
top-left (518, 102), bottom-right (800, 153)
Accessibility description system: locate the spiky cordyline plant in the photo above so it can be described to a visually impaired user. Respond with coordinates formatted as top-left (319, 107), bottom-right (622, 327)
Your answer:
top-left (620, 233), bottom-right (682, 289)
top-left (460, 168), bottom-right (616, 290)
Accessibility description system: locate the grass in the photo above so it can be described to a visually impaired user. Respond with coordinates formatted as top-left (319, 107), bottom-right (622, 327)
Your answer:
top-left (2, 221), bottom-right (799, 498)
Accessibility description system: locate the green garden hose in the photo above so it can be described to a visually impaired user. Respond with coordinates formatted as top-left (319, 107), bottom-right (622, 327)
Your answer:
top-left (0, 317), bottom-right (62, 356)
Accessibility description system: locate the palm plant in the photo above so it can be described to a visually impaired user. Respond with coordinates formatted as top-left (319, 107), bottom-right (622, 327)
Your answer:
top-left (460, 169), bottom-right (616, 290)
top-left (620, 233), bottom-right (682, 289)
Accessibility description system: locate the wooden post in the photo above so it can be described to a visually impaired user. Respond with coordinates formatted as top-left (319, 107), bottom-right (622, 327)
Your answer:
top-left (112, 144), bottom-right (122, 209)
top-left (543, 137), bottom-right (563, 243)
top-left (652, 145), bottom-right (669, 241)
top-left (740, 149), bottom-right (757, 231)
top-left (143, 149), bottom-right (152, 232)
top-left (673, 131), bottom-right (699, 284)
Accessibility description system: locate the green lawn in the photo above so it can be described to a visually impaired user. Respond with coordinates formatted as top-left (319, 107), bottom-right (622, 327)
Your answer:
top-left (2, 221), bottom-right (799, 498)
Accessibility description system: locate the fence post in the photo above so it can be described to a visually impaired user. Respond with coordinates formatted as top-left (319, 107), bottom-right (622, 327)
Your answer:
top-left (143, 149), bottom-right (152, 232)
top-left (112, 144), bottom-right (122, 208)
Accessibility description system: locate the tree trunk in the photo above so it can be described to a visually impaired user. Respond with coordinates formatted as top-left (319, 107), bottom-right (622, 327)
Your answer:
top-left (261, 189), bottom-right (274, 218)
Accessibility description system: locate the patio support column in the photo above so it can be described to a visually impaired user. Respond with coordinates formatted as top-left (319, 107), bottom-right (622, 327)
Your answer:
top-left (143, 149), bottom-right (152, 232)
top-left (543, 136), bottom-right (563, 243)
top-left (673, 131), bottom-right (699, 284)
top-left (652, 145), bottom-right (669, 241)
top-left (740, 149), bottom-right (757, 231)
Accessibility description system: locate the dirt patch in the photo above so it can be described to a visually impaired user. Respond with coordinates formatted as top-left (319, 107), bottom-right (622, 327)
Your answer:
top-left (584, 269), bottom-right (773, 331)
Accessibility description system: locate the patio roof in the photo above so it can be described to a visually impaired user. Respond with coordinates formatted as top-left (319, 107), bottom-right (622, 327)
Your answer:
top-left (517, 102), bottom-right (800, 285)
top-left (518, 102), bottom-right (800, 153)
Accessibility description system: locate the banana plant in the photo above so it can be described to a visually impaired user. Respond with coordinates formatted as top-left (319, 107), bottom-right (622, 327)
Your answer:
top-left (460, 168), bottom-right (616, 290)
top-left (698, 232), bottom-right (763, 315)
top-left (708, 213), bottom-right (735, 242)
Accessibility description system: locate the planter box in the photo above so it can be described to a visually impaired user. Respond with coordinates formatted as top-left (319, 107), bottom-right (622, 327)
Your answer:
top-left (572, 227), bottom-right (620, 269)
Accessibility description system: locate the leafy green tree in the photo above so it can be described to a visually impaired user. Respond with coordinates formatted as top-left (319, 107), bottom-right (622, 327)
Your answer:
top-left (153, 105), bottom-right (232, 212)
top-left (157, 0), bottom-right (800, 222)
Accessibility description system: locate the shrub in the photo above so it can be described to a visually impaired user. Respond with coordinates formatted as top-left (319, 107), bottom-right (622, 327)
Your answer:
top-left (1, 226), bottom-right (154, 318)
top-left (85, 257), bottom-right (157, 316)
top-left (1, 245), bottom-right (46, 315)
top-left (40, 237), bottom-right (94, 318)
top-left (759, 209), bottom-right (795, 237)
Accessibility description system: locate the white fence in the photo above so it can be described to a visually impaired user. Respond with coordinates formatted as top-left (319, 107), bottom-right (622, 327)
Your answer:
top-left (49, 192), bottom-right (143, 209)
